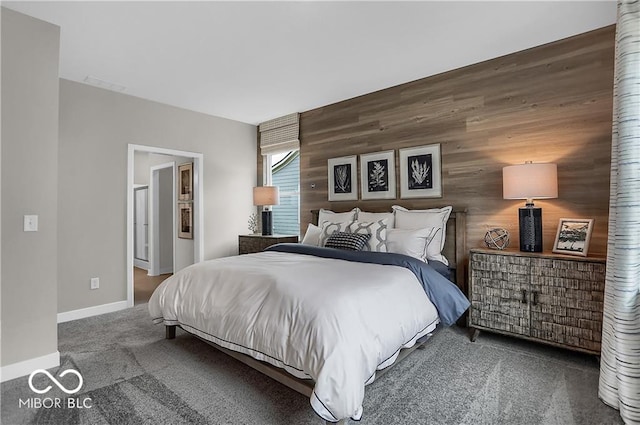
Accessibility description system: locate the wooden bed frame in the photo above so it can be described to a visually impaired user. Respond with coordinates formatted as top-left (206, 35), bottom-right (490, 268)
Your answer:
top-left (165, 208), bottom-right (467, 424)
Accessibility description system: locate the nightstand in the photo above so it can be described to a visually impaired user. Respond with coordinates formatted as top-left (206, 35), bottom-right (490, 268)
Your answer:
top-left (468, 248), bottom-right (605, 354)
top-left (238, 234), bottom-right (299, 254)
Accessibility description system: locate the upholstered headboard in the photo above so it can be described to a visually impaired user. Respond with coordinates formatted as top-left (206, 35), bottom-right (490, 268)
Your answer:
top-left (310, 209), bottom-right (467, 293)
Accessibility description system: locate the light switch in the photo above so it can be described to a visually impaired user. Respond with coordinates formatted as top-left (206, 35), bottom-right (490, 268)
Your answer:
top-left (24, 215), bottom-right (38, 232)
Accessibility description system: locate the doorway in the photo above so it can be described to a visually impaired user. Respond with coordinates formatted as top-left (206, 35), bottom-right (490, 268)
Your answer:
top-left (133, 162), bottom-right (175, 304)
top-left (127, 144), bottom-right (204, 307)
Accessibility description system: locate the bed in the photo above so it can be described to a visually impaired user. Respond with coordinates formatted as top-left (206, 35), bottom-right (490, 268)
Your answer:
top-left (149, 207), bottom-right (469, 424)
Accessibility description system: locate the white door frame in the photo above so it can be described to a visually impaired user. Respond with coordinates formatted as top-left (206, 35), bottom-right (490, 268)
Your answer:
top-left (127, 144), bottom-right (204, 307)
top-left (148, 162), bottom-right (175, 277)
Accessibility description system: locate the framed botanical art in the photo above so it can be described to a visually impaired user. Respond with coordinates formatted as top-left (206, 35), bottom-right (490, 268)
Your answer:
top-left (178, 162), bottom-right (193, 201)
top-left (328, 156), bottom-right (358, 201)
top-left (399, 144), bottom-right (442, 199)
top-left (360, 150), bottom-right (396, 200)
top-left (178, 202), bottom-right (193, 239)
top-left (553, 218), bottom-right (594, 257)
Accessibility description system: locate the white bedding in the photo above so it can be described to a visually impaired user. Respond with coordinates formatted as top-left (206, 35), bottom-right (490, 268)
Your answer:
top-left (148, 250), bottom-right (439, 422)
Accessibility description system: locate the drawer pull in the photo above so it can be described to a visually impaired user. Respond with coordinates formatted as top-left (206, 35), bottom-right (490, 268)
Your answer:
top-left (531, 291), bottom-right (538, 306)
top-left (521, 289), bottom-right (527, 304)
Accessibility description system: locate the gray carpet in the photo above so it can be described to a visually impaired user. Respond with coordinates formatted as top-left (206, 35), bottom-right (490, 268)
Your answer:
top-left (1, 304), bottom-right (623, 425)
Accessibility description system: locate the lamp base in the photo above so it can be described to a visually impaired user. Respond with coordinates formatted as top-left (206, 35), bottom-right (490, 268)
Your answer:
top-left (518, 206), bottom-right (542, 252)
top-left (261, 210), bottom-right (272, 236)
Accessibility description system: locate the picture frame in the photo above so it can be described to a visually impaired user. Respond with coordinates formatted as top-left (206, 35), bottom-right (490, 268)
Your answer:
top-left (328, 156), bottom-right (358, 201)
top-left (552, 218), bottom-right (594, 257)
top-left (178, 162), bottom-right (193, 201)
top-left (178, 202), bottom-right (193, 239)
top-left (360, 150), bottom-right (396, 200)
top-left (399, 144), bottom-right (442, 199)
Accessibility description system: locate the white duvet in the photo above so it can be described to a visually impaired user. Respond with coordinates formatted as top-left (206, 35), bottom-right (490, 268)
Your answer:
top-left (148, 251), bottom-right (439, 422)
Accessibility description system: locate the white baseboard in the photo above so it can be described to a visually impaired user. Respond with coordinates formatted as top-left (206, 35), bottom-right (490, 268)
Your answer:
top-left (134, 259), bottom-right (149, 270)
top-left (57, 300), bottom-right (129, 324)
top-left (1, 351), bottom-right (60, 383)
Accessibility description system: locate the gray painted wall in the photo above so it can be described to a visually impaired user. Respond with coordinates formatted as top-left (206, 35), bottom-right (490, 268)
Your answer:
top-left (58, 79), bottom-right (257, 313)
top-left (0, 8), bottom-right (256, 370)
top-left (1, 9), bottom-right (60, 366)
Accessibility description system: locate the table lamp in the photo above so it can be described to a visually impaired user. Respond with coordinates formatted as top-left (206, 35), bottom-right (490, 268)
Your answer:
top-left (503, 162), bottom-right (557, 252)
top-left (253, 186), bottom-right (279, 236)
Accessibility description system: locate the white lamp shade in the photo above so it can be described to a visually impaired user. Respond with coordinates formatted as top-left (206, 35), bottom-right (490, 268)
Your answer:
top-left (253, 186), bottom-right (280, 206)
top-left (503, 162), bottom-right (558, 200)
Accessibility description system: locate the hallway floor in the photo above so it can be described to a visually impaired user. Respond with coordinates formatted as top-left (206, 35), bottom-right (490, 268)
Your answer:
top-left (134, 267), bottom-right (172, 305)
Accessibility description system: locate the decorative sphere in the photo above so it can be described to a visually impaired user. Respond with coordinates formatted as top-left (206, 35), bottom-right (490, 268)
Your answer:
top-left (484, 228), bottom-right (510, 250)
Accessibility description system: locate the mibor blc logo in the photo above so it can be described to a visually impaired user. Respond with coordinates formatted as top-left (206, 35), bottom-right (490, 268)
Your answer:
top-left (19, 369), bottom-right (92, 409)
top-left (29, 369), bottom-right (83, 394)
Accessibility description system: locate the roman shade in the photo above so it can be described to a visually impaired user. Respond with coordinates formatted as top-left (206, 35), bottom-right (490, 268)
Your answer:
top-left (259, 113), bottom-right (300, 155)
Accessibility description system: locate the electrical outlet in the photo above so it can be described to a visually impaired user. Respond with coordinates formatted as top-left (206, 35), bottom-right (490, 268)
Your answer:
top-left (90, 277), bottom-right (99, 290)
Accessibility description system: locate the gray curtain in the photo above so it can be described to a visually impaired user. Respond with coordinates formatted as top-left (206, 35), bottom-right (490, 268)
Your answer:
top-left (599, 1), bottom-right (640, 424)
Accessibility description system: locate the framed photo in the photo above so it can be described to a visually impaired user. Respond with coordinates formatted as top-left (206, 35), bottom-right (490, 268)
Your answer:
top-left (399, 144), bottom-right (442, 199)
top-left (328, 156), bottom-right (358, 201)
top-left (178, 162), bottom-right (193, 201)
top-left (360, 150), bottom-right (396, 200)
top-left (178, 202), bottom-right (193, 239)
top-left (553, 218), bottom-right (594, 256)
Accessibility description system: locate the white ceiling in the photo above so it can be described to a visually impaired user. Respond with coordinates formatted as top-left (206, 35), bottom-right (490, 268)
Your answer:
top-left (4, 1), bottom-right (617, 125)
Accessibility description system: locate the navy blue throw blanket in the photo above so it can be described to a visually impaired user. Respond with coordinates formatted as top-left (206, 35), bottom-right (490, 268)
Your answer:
top-left (265, 243), bottom-right (470, 326)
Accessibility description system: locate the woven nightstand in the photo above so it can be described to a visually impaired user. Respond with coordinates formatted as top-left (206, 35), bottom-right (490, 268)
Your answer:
top-left (468, 248), bottom-right (605, 354)
top-left (238, 234), bottom-right (298, 254)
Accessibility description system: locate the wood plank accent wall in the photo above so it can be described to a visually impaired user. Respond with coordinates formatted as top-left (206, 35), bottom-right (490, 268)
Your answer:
top-left (297, 26), bottom-right (615, 258)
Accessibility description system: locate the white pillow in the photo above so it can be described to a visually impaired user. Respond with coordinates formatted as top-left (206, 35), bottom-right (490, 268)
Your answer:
top-left (387, 227), bottom-right (440, 262)
top-left (319, 221), bottom-right (353, 246)
top-left (318, 208), bottom-right (358, 226)
top-left (356, 211), bottom-right (395, 228)
top-left (392, 205), bottom-right (452, 265)
top-left (301, 223), bottom-right (322, 246)
top-left (348, 219), bottom-right (389, 252)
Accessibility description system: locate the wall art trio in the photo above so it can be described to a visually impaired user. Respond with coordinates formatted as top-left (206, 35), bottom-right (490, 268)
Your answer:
top-left (328, 144), bottom-right (442, 201)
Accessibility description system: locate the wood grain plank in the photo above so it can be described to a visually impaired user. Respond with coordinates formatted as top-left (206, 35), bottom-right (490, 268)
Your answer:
top-left (298, 25), bottom-right (615, 261)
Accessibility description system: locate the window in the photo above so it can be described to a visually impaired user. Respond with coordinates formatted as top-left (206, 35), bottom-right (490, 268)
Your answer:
top-left (266, 151), bottom-right (300, 236)
top-left (258, 113), bottom-right (300, 236)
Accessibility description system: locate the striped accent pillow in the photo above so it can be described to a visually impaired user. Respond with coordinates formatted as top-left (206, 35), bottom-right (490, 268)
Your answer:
top-left (325, 232), bottom-right (371, 251)
top-left (348, 219), bottom-right (389, 252)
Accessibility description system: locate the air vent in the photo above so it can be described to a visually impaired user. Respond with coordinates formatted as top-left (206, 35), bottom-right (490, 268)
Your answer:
top-left (83, 75), bottom-right (126, 92)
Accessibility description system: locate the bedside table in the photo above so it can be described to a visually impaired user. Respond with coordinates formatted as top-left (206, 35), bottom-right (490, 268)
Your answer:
top-left (238, 234), bottom-right (299, 254)
top-left (468, 248), bottom-right (605, 354)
